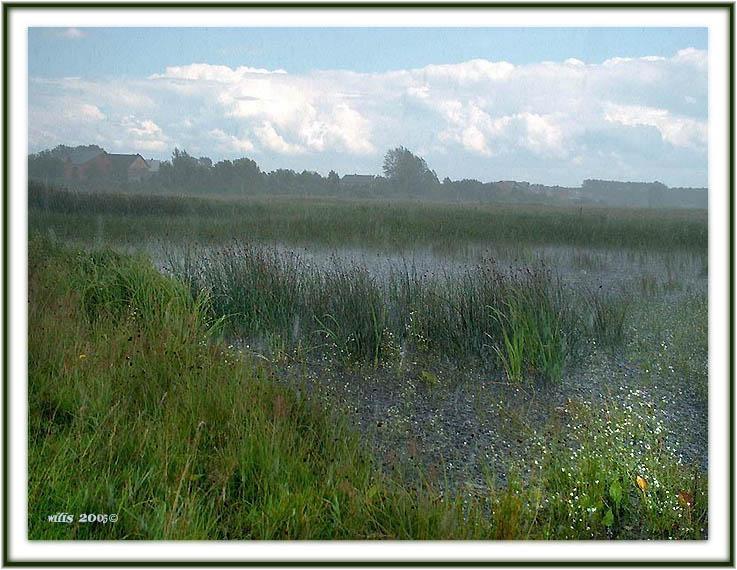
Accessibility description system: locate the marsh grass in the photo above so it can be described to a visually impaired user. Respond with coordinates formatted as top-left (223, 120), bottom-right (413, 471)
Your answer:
top-left (30, 182), bottom-right (708, 252)
top-left (168, 243), bottom-right (579, 379)
top-left (28, 238), bottom-right (707, 539)
top-left (586, 286), bottom-right (631, 349)
top-left (489, 268), bottom-right (570, 383)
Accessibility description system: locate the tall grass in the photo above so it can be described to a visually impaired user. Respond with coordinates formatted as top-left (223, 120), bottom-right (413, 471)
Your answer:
top-left (169, 242), bottom-right (576, 381)
top-left (490, 268), bottom-right (569, 383)
top-left (28, 238), bottom-right (707, 539)
top-left (30, 182), bottom-right (708, 252)
top-left (586, 286), bottom-right (632, 348)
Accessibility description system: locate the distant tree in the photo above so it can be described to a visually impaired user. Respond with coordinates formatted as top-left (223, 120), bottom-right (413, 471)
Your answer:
top-left (327, 170), bottom-right (340, 191)
top-left (266, 169), bottom-right (299, 193)
top-left (169, 148), bottom-right (204, 190)
top-left (28, 149), bottom-right (64, 181)
top-left (230, 157), bottom-right (262, 193)
top-left (47, 144), bottom-right (104, 160)
top-left (382, 146), bottom-right (439, 194)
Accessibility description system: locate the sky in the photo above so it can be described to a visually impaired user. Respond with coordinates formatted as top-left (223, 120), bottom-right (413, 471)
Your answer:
top-left (28, 27), bottom-right (708, 186)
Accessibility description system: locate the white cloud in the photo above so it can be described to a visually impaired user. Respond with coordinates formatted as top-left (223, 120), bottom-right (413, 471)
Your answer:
top-left (324, 104), bottom-right (375, 155)
top-left (28, 47), bottom-right (708, 184)
top-left (254, 122), bottom-right (304, 155)
top-left (460, 126), bottom-right (489, 155)
top-left (120, 116), bottom-right (168, 152)
top-left (604, 103), bottom-right (707, 148)
top-left (674, 47), bottom-right (707, 67)
top-left (435, 102), bottom-right (565, 158)
top-left (518, 112), bottom-right (566, 157)
top-left (209, 128), bottom-right (254, 153)
top-left (64, 103), bottom-right (105, 122)
top-left (422, 59), bottom-right (515, 82)
top-left (123, 117), bottom-right (162, 138)
top-left (150, 63), bottom-right (287, 83)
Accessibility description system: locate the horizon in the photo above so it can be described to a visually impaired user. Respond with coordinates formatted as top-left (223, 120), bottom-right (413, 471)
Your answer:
top-left (28, 27), bottom-right (708, 187)
top-left (30, 142), bottom-right (708, 190)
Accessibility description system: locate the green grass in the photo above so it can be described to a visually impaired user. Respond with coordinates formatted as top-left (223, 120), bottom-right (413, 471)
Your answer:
top-left (586, 285), bottom-right (632, 349)
top-left (29, 238), bottom-right (706, 539)
top-left (489, 268), bottom-right (569, 383)
top-left (170, 242), bottom-right (577, 380)
top-left (628, 293), bottom-right (708, 406)
top-left (524, 394), bottom-right (707, 539)
top-left (30, 182), bottom-right (708, 252)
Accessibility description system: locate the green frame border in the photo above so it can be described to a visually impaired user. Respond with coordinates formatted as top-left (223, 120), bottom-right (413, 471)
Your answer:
top-left (3, 3), bottom-right (733, 566)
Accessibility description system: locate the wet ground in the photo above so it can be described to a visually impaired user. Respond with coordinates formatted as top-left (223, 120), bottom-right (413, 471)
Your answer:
top-left (250, 335), bottom-right (707, 493)
top-left (154, 239), bottom-right (708, 491)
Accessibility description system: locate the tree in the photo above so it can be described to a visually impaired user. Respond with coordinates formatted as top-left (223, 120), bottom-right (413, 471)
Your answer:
top-left (327, 170), bottom-right (340, 191)
top-left (382, 146), bottom-right (438, 194)
top-left (28, 150), bottom-right (64, 181)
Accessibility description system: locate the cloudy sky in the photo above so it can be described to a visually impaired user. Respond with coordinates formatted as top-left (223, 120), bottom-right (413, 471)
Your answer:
top-left (28, 27), bottom-right (708, 186)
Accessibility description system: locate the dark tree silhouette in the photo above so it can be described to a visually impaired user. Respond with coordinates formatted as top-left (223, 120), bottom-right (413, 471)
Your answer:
top-left (382, 146), bottom-right (439, 194)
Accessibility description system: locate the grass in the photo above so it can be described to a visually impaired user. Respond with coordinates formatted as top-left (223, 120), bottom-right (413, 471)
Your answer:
top-left (585, 285), bottom-right (632, 349)
top-left (169, 242), bottom-right (577, 381)
top-left (628, 293), bottom-right (708, 406)
top-left (523, 393), bottom-right (707, 539)
top-left (30, 182), bottom-right (708, 252)
top-left (28, 237), bottom-right (707, 539)
top-left (489, 268), bottom-right (569, 383)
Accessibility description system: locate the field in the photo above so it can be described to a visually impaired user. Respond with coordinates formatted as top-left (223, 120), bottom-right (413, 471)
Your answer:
top-left (28, 184), bottom-right (708, 539)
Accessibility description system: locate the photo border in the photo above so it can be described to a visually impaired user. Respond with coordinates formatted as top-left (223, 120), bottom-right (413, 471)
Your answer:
top-left (3, 2), bottom-right (733, 566)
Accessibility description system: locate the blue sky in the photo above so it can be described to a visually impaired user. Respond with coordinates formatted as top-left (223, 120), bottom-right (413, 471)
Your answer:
top-left (28, 27), bottom-right (708, 186)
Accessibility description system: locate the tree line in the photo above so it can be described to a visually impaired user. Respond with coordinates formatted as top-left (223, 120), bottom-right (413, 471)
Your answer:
top-left (28, 145), bottom-right (446, 196)
top-left (28, 144), bottom-right (707, 208)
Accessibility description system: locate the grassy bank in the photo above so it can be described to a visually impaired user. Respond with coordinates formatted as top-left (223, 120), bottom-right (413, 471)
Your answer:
top-left (29, 238), bottom-right (706, 539)
top-left (29, 183), bottom-right (708, 251)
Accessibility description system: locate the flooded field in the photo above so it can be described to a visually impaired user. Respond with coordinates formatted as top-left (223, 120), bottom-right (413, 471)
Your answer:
top-left (153, 239), bottom-right (708, 291)
top-left (29, 189), bottom-right (709, 539)
top-left (146, 238), bottom-right (708, 490)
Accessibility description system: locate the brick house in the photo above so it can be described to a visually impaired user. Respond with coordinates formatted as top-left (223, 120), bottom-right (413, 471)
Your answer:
top-left (63, 148), bottom-right (109, 180)
top-left (108, 153), bottom-right (150, 182)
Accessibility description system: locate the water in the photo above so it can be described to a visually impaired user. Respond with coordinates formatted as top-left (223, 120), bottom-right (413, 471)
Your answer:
top-left (145, 239), bottom-right (707, 295)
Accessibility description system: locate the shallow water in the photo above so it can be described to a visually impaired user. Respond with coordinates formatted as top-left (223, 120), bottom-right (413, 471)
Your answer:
top-left (125, 237), bottom-right (709, 493)
top-left (144, 239), bottom-right (707, 296)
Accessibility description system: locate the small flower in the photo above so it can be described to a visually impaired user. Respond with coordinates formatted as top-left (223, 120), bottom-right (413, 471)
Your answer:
top-left (636, 475), bottom-right (648, 492)
top-left (79, 354), bottom-right (87, 360)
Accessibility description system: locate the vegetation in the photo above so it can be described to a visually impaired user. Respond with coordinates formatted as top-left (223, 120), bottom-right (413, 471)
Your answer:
top-left (29, 145), bottom-right (708, 208)
top-left (586, 286), bottom-right (632, 349)
top-left (628, 293), bottom-right (709, 406)
top-left (168, 243), bottom-right (575, 380)
top-left (28, 238), bottom-right (707, 539)
top-left (26, 155), bottom-right (710, 541)
top-left (382, 146), bottom-right (439, 195)
top-left (29, 183), bottom-right (708, 251)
